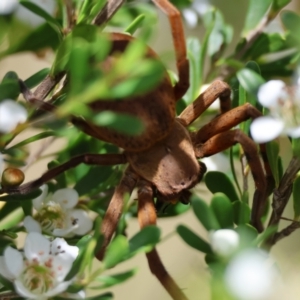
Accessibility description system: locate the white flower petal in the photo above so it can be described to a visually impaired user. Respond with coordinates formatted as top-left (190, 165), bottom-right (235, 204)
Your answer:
top-left (285, 126), bottom-right (300, 138)
top-left (0, 256), bottom-right (14, 280)
top-left (15, 0), bottom-right (56, 28)
top-left (250, 116), bottom-right (284, 143)
top-left (51, 238), bottom-right (79, 261)
top-left (24, 215), bottom-right (42, 233)
top-left (69, 209), bottom-right (93, 235)
top-left (225, 249), bottom-right (276, 300)
top-left (257, 80), bottom-right (287, 108)
top-left (52, 227), bottom-right (74, 237)
top-left (14, 280), bottom-right (43, 299)
top-left (45, 280), bottom-right (72, 297)
top-left (201, 153), bottom-right (230, 172)
top-left (182, 8), bottom-right (198, 28)
top-left (209, 229), bottom-right (239, 257)
top-left (52, 188), bottom-right (79, 209)
top-left (32, 184), bottom-right (48, 210)
top-left (24, 232), bottom-right (50, 262)
top-left (4, 246), bottom-right (23, 278)
top-left (0, 0), bottom-right (18, 14)
top-left (0, 100), bottom-right (28, 133)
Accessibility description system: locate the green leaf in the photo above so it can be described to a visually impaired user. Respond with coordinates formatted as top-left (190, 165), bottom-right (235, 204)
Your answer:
top-left (184, 37), bottom-right (202, 104)
top-left (281, 10), bottom-right (300, 45)
top-left (255, 225), bottom-right (277, 245)
top-left (92, 269), bottom-right (137, 289)
top-left (4, 131), bottom-right (57, 152)
top-left (129, 226), bottom-right (160, 256)
top-left (65, 235), bottom-right (92, 281)
top-left (74, 166), bottom-right (113, 196)
top-left (205, 171), bottom-right (239, 202)
top-left (157, 202), bottom-right (190, 217)
top-left (243, 0), bottom-right (272, 34)
top-left (177, 225), bottom-right (212, 254)
top-left (210, 193), bottom-right (234, 228)
top-left (55, 292), bottom-right (113, 300)
top-left (191, 195), bottom-right (220, 230)
top-left (103, 235), bottom-right (129, 269)
top-left (235, 224), bottom-right (258, 247)
top-left (293, 176), bottom-right (300, 220)
top-left (93, 111), bottom-right (145, 136)
top-left (272, 0), bottom-right (291, 12)
top-left (266, 140), bottom-right (280, 187)
top-left (236, 68), bottom-right (265, 95)
top-left (232, 201), bottom-right (251, 225)
top-left (20, 0), bottom-right (62, 34)
top-left (125, 14), bottom-right (145, 35)
top-left (0, 72), bottom-right (20, 100)
top-left (24, 68), bottom-right (50, 89)
top-left (0, 189), bottom-right (42, 202)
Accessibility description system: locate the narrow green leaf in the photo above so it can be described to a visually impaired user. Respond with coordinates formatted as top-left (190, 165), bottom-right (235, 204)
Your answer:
top-left (0, 189), bottom-right (42, 202)
top-left (293, 176), bottom-right (300, 220)
top-left (0, 72), bottom-right (20, 100)
top-left (129, 226), bottom-right (160, 255)
top-left (65, 235), bottom-right (92, 281)
top-left (272, 0), bottom-right (291, 12)
top-left (92, 269), bottom-right (137, 289)
top-left (236, 68), bottom-right (265, 95)
top-left (243, 0), bottom-right (272, 34)
top-left (103, 235), bottom-right (129, 269)
top-left (281, 10), bottom-right (300, 46)
top-left (177, 225), bottom-right (212, 254)
top-left (4, 131), bottom-right (57, 151)
top-left (125, 14), bottom-right (145, 35)
top-left (266, 140), bottom-right (280, 187)
top-left (24, 68), bottom-right (50, 89)
top-left (20, 0), bottom-right (62, 34)
top-left (191, 196), bottom-right (220, 230)
top-left (205, 171), bottom-right (239, 202)
top-left (210, 193), bottom-right (234, 228)
top-left (93, 111), bottom-right (145, 136)
top-left (184, 37), bottom-right (202, 104)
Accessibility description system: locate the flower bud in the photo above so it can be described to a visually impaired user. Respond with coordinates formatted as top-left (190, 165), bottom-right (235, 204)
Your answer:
top-left (1, 168), bottom-right (25, 187)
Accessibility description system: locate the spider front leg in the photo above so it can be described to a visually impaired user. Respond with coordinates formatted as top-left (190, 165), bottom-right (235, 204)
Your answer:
top-left (195, 129), bottom-right (267, 232)
top-left (137, 179), bottom-right (188, 300)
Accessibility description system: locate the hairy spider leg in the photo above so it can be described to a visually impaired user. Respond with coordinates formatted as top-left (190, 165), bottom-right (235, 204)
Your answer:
top-left (178, 80), bottom-right (232, 127)
top-left (137, 179), bottom-right (188, 300)
top-left (152, 0), bottom-right (189, 100)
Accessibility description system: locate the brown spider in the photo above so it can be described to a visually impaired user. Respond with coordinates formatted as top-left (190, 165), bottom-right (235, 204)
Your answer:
top-left (0, 1), bottom-right (273, 299)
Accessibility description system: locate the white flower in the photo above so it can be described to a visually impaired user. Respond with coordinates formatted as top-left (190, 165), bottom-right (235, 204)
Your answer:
top-left (182, 0), bottom-right (212, 28)
top-left (0, 0), bottom-right (18, 15)
top-left (24, 185), bottom-right (93, 237)
top-left (0, 232), bottom-right (79, 299)
top-left (201, 153), bottom-right (230, 172)
top-left (225, 249), bottom-right (277, 300)
top-left (0, 100), bottom-right (28, 133)
top-left (250, 80), bottom-right (300, 143)
top-left (209, 229), bottom-right (239, 257)
top-left (15, 0), bottom-right (56, 28)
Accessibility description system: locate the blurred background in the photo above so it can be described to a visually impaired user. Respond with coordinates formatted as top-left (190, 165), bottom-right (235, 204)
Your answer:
top-left (1, 0), bottom-right (300, 299)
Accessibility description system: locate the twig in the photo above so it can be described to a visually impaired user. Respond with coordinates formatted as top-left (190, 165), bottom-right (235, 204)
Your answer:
top-left (93, 0), bottom-right (125, 27)
top-left (264, 157), bottom-right (300, 247)
top-left (271, 221), bottom-right (300, 245)
top-left (33, 72), bottom-right (65, 100)
top-left (63, 0), bottom-right (74, 30)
